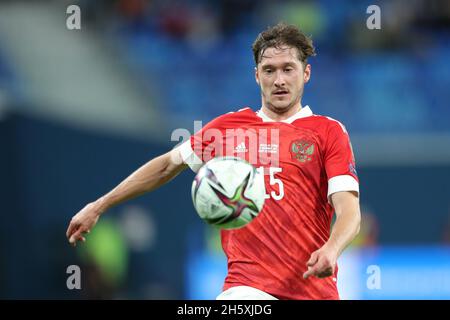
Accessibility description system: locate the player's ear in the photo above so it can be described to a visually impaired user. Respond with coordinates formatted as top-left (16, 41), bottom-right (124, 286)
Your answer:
top-left (255, 66), bottom-right (260, 85)
top-left (304, 64), bottom-right (311, 83)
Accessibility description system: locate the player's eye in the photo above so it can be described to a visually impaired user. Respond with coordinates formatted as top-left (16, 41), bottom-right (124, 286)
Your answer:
top-left (284, 67), bottom-right (293, 72)
top-left (264, 69), bottom-right (273, 74)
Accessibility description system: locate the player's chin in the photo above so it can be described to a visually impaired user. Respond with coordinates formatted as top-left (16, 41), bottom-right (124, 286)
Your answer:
top-left (270, 101), bottom-right (292, 112)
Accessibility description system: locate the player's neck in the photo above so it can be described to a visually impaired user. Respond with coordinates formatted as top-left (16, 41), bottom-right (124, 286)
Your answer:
top-left (260, 104), bottom-right (303, 121)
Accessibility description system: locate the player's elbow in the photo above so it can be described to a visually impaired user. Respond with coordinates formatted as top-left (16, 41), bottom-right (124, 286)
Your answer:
top-left (353, 209), bottom-right (361, 238)
top-left (161, 149), bottom-right (188, 180)
top-left (355, 220), bottom-right (361, 238)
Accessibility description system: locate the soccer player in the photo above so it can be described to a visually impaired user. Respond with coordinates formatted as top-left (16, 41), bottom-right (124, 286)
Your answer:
top-left (66, 23), bottom-right (361, 300)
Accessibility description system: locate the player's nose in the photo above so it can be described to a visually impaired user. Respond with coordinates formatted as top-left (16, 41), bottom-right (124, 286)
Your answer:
top-left (274, 71), bottom-right (286, 87)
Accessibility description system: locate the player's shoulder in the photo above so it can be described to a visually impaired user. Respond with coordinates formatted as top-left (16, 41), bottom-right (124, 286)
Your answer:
top-left (308, 114), bottom-right (348, 135)
top-left (225, 106), bottom-right (255, 117)
top-left (211, 107), bottom-right (257, 123)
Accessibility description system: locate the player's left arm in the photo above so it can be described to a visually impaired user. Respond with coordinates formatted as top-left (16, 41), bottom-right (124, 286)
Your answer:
top-left (303, 191), bottom-right (360, 279)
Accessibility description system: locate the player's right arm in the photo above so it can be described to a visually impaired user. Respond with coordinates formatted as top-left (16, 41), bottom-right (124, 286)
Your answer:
top-left (67, 111), bottom-right (229, 247)
top-left (66, 148), bottom-right (188, 247)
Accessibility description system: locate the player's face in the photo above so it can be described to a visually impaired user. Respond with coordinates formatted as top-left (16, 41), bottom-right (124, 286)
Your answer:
top-left (255, 46), bottom-right (311, 114)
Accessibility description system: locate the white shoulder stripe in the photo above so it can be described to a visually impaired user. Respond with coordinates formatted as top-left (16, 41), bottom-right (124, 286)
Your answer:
top-left (177, 140), bottom-right (204, 173)
top-left (325, 116), bottom-right (347, 134)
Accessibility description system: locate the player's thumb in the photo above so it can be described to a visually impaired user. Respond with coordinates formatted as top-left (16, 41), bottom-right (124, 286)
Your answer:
top-left (307, 251), bottom-right (319, 267)
top-left (69, 229), bottom-right (81, 245)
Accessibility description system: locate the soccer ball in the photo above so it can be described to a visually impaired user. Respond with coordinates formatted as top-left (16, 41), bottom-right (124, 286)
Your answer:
top-left (191, 156), bottom-right (266, 229)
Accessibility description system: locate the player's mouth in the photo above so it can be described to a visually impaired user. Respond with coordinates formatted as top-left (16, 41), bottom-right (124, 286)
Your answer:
top-left (272, 89), bottom-right (289, 97)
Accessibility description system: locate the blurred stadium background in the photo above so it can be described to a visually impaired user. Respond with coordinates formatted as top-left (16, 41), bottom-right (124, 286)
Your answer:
top-left (0, 0), bottom-right (449, 299)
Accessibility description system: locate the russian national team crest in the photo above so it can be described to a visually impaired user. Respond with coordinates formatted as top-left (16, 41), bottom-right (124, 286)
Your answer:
top-left (290, 139), bottom-right (315, 163)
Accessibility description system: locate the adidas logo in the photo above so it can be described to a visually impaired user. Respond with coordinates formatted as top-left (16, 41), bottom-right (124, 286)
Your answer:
top-left (234, 142), bottom-right (248, 153)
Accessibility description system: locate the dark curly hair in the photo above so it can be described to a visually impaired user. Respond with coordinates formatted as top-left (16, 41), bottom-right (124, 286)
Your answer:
top-left (252, 22), bottom-right (316, 66)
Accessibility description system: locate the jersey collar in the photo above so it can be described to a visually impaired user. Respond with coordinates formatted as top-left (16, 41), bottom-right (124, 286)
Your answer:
top-left (256, 105), bottom-right (313, 124)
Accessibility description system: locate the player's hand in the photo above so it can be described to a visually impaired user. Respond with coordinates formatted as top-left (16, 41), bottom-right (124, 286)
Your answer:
top-left (66, 202), bottom-right (102, 247)
top-left (303, 244), bottom-right (338, 280)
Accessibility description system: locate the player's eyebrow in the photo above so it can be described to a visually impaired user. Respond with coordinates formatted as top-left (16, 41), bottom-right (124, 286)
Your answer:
top-left (260, 61), bottom-right (297, 69)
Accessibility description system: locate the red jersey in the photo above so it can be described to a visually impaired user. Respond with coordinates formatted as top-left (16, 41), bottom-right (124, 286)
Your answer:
top-left (179, 106), bottom-right (359, 300)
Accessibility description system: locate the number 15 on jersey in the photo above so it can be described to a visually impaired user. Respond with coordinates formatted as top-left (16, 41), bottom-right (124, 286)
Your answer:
top-left (257, 167), bottom-right (284, 201)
